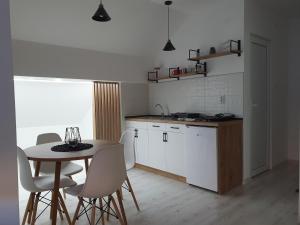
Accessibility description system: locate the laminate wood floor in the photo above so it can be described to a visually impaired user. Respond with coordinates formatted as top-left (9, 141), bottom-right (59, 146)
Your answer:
top-left (18, 161), bottom-right (299, 225)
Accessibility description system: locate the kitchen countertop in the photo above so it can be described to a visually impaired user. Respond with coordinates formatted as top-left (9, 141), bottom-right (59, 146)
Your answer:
top-left (125, 115), bottom-right (243, 127)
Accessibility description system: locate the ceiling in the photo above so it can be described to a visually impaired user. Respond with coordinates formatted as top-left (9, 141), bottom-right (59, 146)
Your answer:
top-left (10, 0), bottom-right (169, 56)
top-left (10, 0), bottom-right (300, 57)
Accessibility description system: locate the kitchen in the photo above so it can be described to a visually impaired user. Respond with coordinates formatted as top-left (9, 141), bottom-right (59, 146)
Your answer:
top-left (1, 0), bottom-right (299, 224)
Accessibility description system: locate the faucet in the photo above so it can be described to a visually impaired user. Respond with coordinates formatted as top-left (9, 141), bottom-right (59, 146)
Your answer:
top-left (155, 104), bottom-right (165, 117)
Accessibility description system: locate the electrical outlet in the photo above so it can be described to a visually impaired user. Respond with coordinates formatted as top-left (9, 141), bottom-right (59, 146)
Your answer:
top-left (220, 95), bottom-right (226, 104)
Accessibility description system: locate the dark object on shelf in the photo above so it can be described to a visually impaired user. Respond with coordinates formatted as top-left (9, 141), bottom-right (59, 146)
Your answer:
top-left (169, 67), bottom-right (181, 79)
top-left (92, 0), bottom-right (111, 22)
top-left (209, 47), bottom-right (216, 54)
top-left (51, 143), bottom-right (93, 152)
top-left (65, 127), bottom-right (82, 147)
top-left (188, 40), bottom-right (242, 62)
top-left (163, 1), bottom-right (176, 51)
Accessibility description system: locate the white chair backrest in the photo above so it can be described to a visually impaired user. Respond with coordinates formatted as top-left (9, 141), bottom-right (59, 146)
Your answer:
top-left (119, 130), bottom-right (132, 144)
top-left (17, 147), bottom-right (37, 192)
top-left (80, 145), bottom-right (126, 198)
top-left (119, 130), bottom-right (135, 170)
top-left (35, 133), bottom-right (63, 174)
top-left (36, 133), bottom-right (62, 145)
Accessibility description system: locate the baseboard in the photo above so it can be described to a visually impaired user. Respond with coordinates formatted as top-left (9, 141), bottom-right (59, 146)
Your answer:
top-left (134, 163), bottom-right (187, 183)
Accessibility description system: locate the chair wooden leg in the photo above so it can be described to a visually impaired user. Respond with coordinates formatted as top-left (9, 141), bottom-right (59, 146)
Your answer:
top-left (116, 190), bottom-right (127, 225)
top-left (27, 193), bottom-right (35, 224)
top-left (110, 196), bottom-right (125, 225)
top-left (30, 193), bottom-right (40, 225)
top-left (99, 198), bottom-right (105, 225)
top-left (106, 197), bottom-right (111, 221)
top-left (58, 192), bottom-right (72, 225)
top-left (58, 202), bottom-right (64, 220)
top-left (21, 193), bottom-right (34, 225)
top-left (50, 191), bottom-right (53, 220)
top-left (126, 176), bottom-right (140, 211)
top-left (71, 197), bottom-right (82, 225)
top-left (91, 199), bottom-right (96, 225)
top-left (119, 188), bottom-right (123, 200)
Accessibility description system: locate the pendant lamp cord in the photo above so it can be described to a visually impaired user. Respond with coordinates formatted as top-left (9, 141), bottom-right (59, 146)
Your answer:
top-left (167, 5), bottom-right (170, 40)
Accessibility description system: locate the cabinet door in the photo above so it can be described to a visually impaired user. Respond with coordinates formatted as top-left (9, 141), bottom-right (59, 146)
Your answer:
top-left (148, 130), bottom-right (165, 171)
top-left (135, 128), bottom-right (149, 166)
top-left (185, 126), bottom-right (218, 192)
top-left (165, 131), bottom-right (185, 176)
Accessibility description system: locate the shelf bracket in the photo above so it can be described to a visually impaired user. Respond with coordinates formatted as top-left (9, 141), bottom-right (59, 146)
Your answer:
top-left (229, 40), bottom-right (241, 56)
top-left (148, 71), bottom-right (159, 83)
top-left (189, 49), bottom-right (201, 64)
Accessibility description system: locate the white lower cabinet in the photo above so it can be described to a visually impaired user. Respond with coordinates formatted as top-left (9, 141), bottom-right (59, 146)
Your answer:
top-left (135, 128), bottom-right (149, 166)
top-left (165, 131), bottom-right (185, 176)
top-left (125, 121), bottom-right (185, 177)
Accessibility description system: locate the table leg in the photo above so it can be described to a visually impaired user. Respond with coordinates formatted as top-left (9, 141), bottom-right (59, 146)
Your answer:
top-left (84, 159), bottom-right (89, 173)
top-left (52, 161), bottom-right (61, 225)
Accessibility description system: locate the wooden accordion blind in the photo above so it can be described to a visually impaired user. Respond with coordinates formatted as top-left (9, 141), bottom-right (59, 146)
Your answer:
top-left (93, 82), bottom-right (121, 142)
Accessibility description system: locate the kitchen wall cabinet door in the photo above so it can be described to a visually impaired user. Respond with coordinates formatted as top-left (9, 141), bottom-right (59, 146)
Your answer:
top-left (135, 128), bottom-right (149, 166)
top-left (165, 131), bottom-right (185, 176)
top-left (148, 130), bottom-right (165, 171)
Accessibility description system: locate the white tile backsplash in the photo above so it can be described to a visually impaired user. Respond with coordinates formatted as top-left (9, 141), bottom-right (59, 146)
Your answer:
top-left (149, 73), bottom-right (244, 117)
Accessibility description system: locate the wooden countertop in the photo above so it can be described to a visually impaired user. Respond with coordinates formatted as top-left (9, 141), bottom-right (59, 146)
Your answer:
top-left (125, 116), bottom-right (243, 127)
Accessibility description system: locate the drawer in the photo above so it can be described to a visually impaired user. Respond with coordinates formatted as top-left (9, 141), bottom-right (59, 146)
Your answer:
top-left (148, 122), bottom-right (166, 131)
top-left (125, 121), bottom-right (148, 130)
top-left (165, 124), bottom-right (185, 133)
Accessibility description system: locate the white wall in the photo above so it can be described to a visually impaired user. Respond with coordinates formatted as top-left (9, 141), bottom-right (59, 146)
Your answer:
top-left (0, 0), bottom-right (19, 224)
top-left (287, 18), bottom-right (300, 161)
top-left (244, 0), bottom-right (289, 178)
top-left (14, 78), bottom-right (93, 149)
top-left (149, 73), bottom-right (243, 116)
top-left (153, 0), bottom-right (244, 75)
top-left (121, 82), bottom-right (149, 117)
top-left (12, 40), bottom-right (151, 83)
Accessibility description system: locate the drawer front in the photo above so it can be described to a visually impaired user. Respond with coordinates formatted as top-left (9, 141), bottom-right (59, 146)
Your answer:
top-left (165, 124), bottom-right (185, 133)
top-left (125, 121), bottom-right (148, 130)
top-left (148, 122), bottom-right (166, 131)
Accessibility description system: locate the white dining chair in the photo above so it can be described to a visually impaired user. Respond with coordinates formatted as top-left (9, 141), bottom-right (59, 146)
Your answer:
top-left (65, 145), bottom-right (127, 225)
top-left (35, 133), bottom-right (83, 177)
top-left (119, 130), bottom-right (140, 211)
top-left (17, 147), bottom-right (76, 225)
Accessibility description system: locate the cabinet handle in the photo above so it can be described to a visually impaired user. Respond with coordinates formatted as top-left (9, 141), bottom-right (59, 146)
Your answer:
top-left (152, 125), bottom-right (160, 128)
top-left (163, 132), bottom-right (168, 142)
top-left (134, 129), bottom-right (138, 138)
top-left (170, 127), bottom-right (180, 130)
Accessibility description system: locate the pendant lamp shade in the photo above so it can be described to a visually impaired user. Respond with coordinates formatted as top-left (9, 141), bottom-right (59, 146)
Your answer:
top-left (163, 39), bottom-right (176, 51)
top-left (163, 1), bottom-right (175, 51)
top-left (92, 1), bottom-right (111, 22)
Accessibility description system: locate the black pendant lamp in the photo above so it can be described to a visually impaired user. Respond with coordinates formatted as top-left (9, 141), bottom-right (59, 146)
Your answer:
top-left (92, 0), bottom-right (111, 22)
top-left (163, 1), bottom-right (175, 51)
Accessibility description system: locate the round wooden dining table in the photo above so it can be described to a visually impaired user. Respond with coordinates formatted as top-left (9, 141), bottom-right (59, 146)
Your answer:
top-left (23, 139), bottom-right (120, 225)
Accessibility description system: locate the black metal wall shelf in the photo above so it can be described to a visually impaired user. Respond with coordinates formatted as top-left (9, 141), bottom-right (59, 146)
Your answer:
top-left (148, 63), bottom-right (207, 83)
top-left (188, 40), bottom-right (242, 62)
top-left (148, 39), bottom-right (241, 83)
